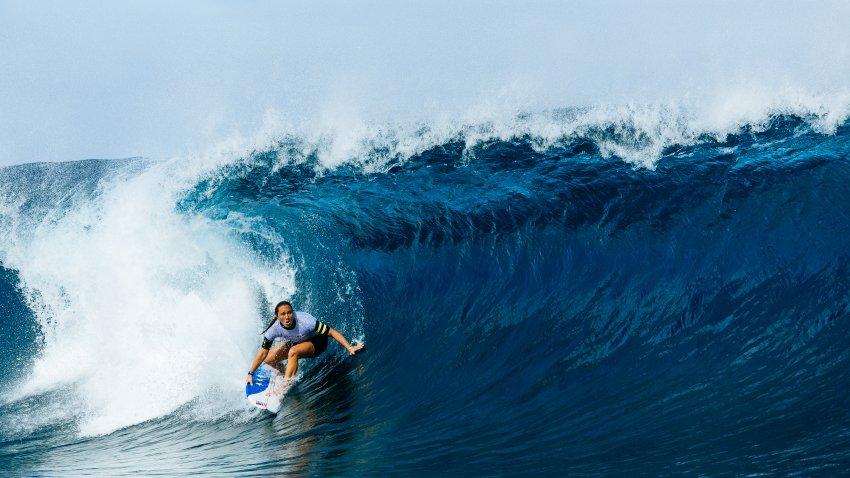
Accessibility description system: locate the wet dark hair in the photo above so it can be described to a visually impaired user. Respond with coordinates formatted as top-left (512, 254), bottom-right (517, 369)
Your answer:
top-left (274, 301), bottom-right (293, 315)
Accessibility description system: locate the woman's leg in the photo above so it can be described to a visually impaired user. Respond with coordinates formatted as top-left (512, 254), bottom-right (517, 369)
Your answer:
top-left (263, 342), bottom-right (291, 373)
top-left (284, 341), bottom-right (317, 379)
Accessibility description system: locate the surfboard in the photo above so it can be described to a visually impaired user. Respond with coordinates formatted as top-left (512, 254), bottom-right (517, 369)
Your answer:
top-left (245, 364), bottom-right (287, 413)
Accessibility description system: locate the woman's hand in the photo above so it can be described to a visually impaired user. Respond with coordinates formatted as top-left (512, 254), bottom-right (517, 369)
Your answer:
top-left (346, 344), bottom-right (365, 356)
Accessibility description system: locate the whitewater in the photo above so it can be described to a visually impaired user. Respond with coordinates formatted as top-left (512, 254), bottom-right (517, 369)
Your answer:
top-left (3, 1), bottom-right (850, 476)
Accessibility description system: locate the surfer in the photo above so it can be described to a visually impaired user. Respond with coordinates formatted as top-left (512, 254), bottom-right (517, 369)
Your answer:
top-left (246, 301), bottom-right (365, 385)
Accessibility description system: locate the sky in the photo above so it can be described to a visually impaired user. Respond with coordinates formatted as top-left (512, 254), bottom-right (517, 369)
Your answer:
top-left (1, 0), bottom-right (849, 167)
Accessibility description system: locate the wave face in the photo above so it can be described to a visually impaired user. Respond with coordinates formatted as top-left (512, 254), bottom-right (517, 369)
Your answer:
top-left (2, 115), bottom-right (850, 476)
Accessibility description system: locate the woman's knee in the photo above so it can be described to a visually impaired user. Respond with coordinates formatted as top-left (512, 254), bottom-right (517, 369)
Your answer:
top-left (288, 344), bottom-right (315, 360)
top-left (265, 345), bottom-right (288, 363)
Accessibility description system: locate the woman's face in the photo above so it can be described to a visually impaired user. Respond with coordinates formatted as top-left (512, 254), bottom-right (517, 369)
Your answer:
top-left (277, 304), bottom-right (295, 328)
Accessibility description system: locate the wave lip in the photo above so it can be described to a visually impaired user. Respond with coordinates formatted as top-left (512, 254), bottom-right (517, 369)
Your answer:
top-left (172, 99), bottom-right (850, 185)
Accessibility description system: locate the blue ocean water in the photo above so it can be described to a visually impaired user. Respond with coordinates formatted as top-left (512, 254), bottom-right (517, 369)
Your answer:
top-left (1, 114), bottom-right (850, 476)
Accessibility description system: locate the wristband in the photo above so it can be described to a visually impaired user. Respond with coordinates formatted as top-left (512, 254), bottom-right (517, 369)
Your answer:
top-left (248, 371), bottom-right (254, 375)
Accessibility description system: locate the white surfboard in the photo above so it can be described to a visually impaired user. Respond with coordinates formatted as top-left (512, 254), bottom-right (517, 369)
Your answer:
top-left (245, 364), bottom-right (288, 413)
